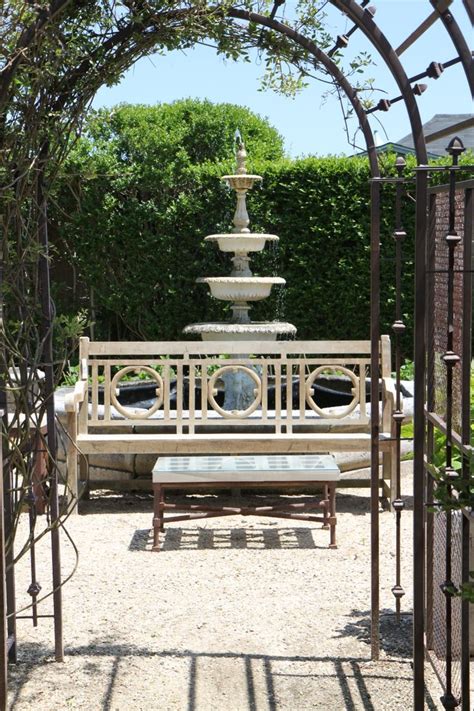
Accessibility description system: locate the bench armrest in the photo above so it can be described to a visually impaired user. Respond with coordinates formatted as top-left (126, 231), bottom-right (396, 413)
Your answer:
top-left (64, 380), bottom-right (87, 413)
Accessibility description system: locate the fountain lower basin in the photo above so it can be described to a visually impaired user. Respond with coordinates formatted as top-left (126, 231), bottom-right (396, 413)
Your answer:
top-left (197, 276), bottom-right (285, 301)
top-left (183, 321), bottom-right (296, 341)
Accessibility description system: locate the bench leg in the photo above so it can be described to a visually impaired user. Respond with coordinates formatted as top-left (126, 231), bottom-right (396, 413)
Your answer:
top-left (152, 484), bottom-right (164, 552)
top-left (329, 483), bottom-right (337, 549)
top-left (321, 484), bottom-right (329, 529)
top-left (79, 452), bottom-right (89, 507)
top-left (66, 412), bottom-right (79, 514)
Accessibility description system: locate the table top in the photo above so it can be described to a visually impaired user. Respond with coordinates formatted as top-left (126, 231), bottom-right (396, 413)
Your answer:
top-left (153, 454), bottom-right (340, 483)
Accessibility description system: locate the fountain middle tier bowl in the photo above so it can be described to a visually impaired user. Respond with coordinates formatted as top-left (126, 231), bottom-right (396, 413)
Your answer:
top-left (183, 321), bottom-right (297, 341)
top-left (204, 233), bottom-right (278, 252)
top-left (197, 276), bottom-right (285, 302)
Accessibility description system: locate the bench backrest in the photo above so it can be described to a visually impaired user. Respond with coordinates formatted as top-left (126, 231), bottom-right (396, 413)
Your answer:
top-left (77, 337), bottom-right (391, 435)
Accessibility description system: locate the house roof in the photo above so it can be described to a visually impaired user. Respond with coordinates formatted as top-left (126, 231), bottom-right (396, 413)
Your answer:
top-left (397, 114), bottom-right (474, 156)
top-left (354, 141), bottom-right (439, 159)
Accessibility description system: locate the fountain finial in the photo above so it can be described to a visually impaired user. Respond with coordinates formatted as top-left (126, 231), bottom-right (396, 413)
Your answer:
top-left (235, 130), bottom-right (247, 175)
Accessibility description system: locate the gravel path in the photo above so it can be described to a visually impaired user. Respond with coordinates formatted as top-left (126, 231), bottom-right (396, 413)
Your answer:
top-left (8, 463), bottom-right (446, 710)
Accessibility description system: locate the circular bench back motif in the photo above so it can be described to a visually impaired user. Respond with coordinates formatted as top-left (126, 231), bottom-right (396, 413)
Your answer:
top-left (207, 365), bottom-right (262, 419)
top-left (110, 366), bottom-right (163, 419)
top-left (305, 365), bottom-right (360, 419)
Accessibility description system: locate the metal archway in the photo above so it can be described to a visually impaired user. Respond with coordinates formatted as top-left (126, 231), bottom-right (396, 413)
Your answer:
top-left (325, 4), bottom-right (471, 708)
top-left (0, 2), bottom-right (472, 709)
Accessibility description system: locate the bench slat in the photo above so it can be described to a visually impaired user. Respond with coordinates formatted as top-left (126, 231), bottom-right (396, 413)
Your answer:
top-left (87, 340), bottom-right (373, 356)
top-left (77, 431), bottom-right (392, 455)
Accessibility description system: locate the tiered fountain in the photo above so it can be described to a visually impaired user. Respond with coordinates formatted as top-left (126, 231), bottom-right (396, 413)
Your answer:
top-left (183, 136), bottom-right (296, 342)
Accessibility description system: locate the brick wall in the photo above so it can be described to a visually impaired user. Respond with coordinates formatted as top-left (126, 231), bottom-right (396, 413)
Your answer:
top-left (432, 188), bottom-right (468, 430)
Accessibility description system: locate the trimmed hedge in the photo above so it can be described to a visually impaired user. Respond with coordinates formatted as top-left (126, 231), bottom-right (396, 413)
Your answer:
top-left (239, 154), bottom-right (418, 358)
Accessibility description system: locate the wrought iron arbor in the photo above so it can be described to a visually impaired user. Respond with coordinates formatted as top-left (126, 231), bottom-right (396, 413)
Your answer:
top-left (424, 170), bottom-right (473, 710)
top-left (0, 1), bottom-right (472, 709)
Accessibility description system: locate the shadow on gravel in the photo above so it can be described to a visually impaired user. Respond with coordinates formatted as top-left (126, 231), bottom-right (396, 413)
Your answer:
top-left (129, 526), bottom-right (330, 552)
top-left (79, 491), bottom-right (154, 515)
top-left (7, 639), bottom-right (440, 711)
top-left (332, 492), bottom-right (369, 514)
top-left (80, 490), bottom-right (379, 516)
top-left (335, 491), bottom-right (414, 513)
top-left (334, 608), bottom-right (413, 659)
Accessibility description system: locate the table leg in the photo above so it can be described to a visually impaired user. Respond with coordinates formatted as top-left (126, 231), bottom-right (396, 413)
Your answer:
top-left (152, 484), bottom-right (163, 552)
top-left (329, 483), bottom-right (337, 549)
top-left (321, 483), bottom-right (329, 529)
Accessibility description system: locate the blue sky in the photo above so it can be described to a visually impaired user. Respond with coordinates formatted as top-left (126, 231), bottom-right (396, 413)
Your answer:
top-left (93, 1), bottom-right (473, 157)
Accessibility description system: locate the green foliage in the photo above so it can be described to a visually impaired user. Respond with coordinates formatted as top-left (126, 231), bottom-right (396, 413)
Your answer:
top-left (400, 420), bottom-right (414, 461)
top-left (80, 99), bottom-right (285, 167)
top-left (61, 364), bottom-right (81, 387)
top-left (52, 101), bottom-right (285, 340)
top-left (426, 368), bottom-right (474, 601)
top-left (247, 153), bottom-right (416, 352)
top-left (52, 105), bottom-right (418, 351)
top-left (455, 576), bottom-right (474, 604)
top-left (399, 359), bottom-right (415, 380)
top-left (52, 104), bottom-right (473, 356)
top-left (430, 368), bottom-right (474, 503)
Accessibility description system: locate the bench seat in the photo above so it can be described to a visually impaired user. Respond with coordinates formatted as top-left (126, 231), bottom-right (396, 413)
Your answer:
top-left (77, 431), bottom-right (393, 455)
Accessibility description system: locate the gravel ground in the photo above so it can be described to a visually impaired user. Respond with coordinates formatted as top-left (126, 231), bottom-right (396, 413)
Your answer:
top-left (8, 462), bottom-right (448, 710)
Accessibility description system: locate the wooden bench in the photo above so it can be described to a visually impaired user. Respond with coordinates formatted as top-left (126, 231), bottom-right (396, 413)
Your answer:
top-left (152, 454), bottom-right (341, 550)
top-left (64, 336), bottom-right (398, 506)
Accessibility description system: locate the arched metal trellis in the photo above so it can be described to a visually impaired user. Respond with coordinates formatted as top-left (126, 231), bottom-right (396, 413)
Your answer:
top-left (0, 2), bottom-right (472, 709)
